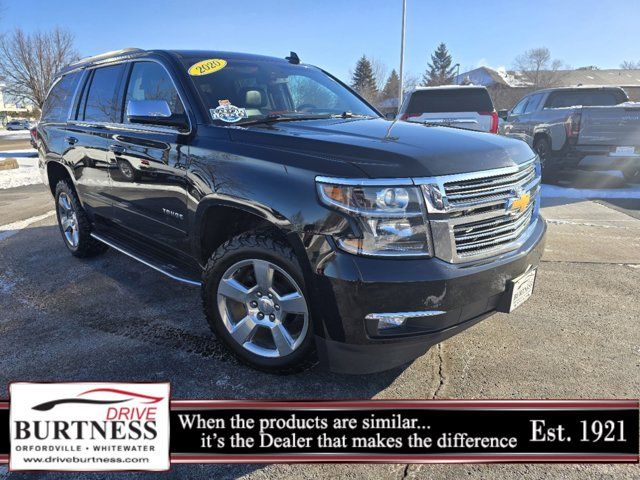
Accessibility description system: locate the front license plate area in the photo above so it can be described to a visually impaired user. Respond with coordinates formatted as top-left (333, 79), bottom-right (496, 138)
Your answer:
top-left (506, 269), bottom-right (537, 313)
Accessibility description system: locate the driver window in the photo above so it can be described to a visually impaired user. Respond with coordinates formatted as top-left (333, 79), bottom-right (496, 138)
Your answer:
top-left (124, 62), bottom-right (184, 123)
top-left (511, 97), bottom-right (529, 115)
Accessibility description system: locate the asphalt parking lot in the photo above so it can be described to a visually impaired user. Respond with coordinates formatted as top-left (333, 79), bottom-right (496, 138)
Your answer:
top-left (0, 143), bottom-right (638, 479)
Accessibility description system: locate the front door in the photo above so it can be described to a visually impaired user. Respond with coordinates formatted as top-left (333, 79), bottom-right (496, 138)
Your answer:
top-left (107, 60), bottom-right (191, 253)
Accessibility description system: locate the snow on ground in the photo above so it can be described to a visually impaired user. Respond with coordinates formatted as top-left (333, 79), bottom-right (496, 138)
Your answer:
top-left (0, 149), bottom-right (40, 189)
top-left (0, 129), bottom-right (30, 139)
top-left (541, 182), bottom-right (640, 199)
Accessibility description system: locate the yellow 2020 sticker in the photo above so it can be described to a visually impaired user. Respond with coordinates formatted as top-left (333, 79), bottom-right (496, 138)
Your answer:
top-left (188, 58), bottom-right (227, 76)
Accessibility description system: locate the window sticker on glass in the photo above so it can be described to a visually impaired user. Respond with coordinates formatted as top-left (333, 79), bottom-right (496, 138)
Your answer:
top-left (210, 99), bottom-right (247, 123)
top-left (188, 58), bottom-right (227, 76)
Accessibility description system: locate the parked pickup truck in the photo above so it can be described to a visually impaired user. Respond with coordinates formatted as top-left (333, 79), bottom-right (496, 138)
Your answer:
top-left (37, 48), bottom-right (546, 374)
top-left (499, 86), bottom-right (640, 181)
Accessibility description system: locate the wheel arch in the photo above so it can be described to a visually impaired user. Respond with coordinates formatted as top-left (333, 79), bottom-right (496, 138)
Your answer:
top-left (193, 197), bottom-right (308, 270)
top-left (46, 160), bottom-right (77, 198)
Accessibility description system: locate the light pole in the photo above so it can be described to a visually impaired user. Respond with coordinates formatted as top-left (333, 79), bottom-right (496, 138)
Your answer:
top-left (398, 0), bottom-right (406, 113)
top-left (454, 63), bottom-right (460, 84)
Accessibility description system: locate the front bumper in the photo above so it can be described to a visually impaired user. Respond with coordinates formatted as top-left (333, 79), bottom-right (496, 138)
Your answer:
top-left (310, 215), bottom-right (547, 374)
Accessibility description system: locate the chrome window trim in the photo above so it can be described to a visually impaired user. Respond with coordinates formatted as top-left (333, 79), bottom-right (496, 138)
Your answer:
top-left (67, 57), bottom-right (192, 135)
top-left (67, 119), bottom-right (184, 136)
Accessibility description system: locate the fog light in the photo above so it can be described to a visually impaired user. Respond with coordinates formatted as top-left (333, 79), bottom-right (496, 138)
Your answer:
top-left (378, 316), bottom-right (406, 330)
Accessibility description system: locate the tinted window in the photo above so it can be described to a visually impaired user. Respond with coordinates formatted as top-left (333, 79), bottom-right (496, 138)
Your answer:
top-left (524, 93), bottom-right (543, 114)
top-left (544, 89), bottom-right (627, 108)
top-left (511, 97), bottom-right (529, 115)
top-left (82, 64), bottom-right (125, 122)
top-left (41, 72), bottom-right (81, 123)
top-left (124, 62), bottom-right (185, 122)
top-left (181, 56), bottom-right (377, 123)
top-left (405, 88), bottom-right (494, 114)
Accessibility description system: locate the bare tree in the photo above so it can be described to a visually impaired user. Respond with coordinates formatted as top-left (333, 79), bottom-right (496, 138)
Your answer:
top-left (514, 47), bottom-right (564, 89)
top-left (620, 60), bottom-right (640, 70)
top-left (369, 56), bottom-right (388, 92)
top-left (0, 28), bottom-right (79, 108)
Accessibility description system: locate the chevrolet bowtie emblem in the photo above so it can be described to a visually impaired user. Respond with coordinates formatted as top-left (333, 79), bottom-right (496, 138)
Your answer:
top-left (509, 191), bottom-right (531, 214)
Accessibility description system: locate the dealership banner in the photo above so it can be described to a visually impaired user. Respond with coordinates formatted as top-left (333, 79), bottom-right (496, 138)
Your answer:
top-left (0, 384), bottom-right (637, 471)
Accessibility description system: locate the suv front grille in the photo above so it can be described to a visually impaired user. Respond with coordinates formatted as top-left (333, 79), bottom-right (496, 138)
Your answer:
top-left (417, 158), bottom-right (541, 263)
top-left (444, 161), bottom-right (536, 210)
top-left (453, 202), bottom-right (534, 257)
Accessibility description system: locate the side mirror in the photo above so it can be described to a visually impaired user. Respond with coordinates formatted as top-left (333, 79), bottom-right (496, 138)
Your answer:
top-left (126, 100), bottom-right (189, 131)
top-left (384, 112), bottom-right (397, 120)
top-left (498, 109), bottom-right (509, 120)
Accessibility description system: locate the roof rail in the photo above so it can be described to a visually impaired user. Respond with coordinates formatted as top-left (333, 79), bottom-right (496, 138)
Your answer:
top-left (68, 48), bottom-right (145, 68)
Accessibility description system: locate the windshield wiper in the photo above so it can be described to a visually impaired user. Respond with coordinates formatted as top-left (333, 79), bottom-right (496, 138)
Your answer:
top-left (238, 113), bottom-right (333, 126)
top-left (331, 111), bottom-right (375, 119)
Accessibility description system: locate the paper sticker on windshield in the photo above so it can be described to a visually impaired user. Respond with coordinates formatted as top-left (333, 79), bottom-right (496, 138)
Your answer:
top-left (210, 99), bottom-right (247, 123)
top-left (188, 58), bottom-right (227, 76)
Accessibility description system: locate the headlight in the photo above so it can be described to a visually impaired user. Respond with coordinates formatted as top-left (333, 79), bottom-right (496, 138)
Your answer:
top-left (316, 180), bottom-right (432, 257)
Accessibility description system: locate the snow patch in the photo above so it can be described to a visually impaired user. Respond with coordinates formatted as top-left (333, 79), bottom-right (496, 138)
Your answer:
top-left (0, 149), bottom-right (40, 189)
top-left (542, 183), bottom-right (640, 199)
top-left (0, 210), bottom-right (55, 242)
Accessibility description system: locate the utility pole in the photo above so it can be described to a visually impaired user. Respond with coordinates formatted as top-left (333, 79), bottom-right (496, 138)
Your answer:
top-left (398, 0), bottom-right (406, 113)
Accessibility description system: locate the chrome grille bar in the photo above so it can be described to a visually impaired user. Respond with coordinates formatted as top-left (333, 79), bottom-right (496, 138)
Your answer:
top-left (414, 157), bottom-right (541, 263)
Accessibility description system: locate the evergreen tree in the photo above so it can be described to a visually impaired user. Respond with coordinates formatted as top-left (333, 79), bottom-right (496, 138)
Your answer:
top-left (421, 43), bottom-right (456, 86)
top-left (350, 55), bottom-right (378, 102)
top-left (381, 69), bottom-right (400, 101)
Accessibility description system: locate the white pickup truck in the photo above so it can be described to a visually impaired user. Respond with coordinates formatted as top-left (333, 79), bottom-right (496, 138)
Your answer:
top-left (499, 86), bottom-right (640, 181)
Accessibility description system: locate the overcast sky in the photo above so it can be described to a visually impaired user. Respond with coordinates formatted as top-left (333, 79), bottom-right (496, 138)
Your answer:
top-left (3, 0), bottom-right (639, 83)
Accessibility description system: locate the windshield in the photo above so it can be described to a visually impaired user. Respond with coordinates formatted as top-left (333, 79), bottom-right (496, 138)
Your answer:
top-left (180, 56), bottom-right (378, 124)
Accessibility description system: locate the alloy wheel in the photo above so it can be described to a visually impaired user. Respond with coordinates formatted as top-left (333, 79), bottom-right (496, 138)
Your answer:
top-left (216, 259), bottom-right (309, 359)
top-left (57, 192), bottom-right (79, 248)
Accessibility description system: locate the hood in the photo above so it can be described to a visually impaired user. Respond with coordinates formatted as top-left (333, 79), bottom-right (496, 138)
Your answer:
top-left (227, 117), bottom-right (535, 178)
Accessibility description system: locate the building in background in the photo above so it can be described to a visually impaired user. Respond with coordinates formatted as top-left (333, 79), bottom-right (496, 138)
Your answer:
top-left (454, 67), bottom-right (640, 109)
top-left (0, 79), bottom-right (33, 125)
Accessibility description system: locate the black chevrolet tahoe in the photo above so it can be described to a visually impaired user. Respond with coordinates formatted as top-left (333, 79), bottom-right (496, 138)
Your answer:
top-left (38, 48), bottom-right (546, 374)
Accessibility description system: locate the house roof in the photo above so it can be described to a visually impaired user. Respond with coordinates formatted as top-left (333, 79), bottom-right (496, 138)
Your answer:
top-left (456, 66), bottom-right (640, 88)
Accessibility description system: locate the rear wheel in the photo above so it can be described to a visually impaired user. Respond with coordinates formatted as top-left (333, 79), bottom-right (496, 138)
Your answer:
top-left (202, 233), bottom-right (316, 374)
top-left (54, 180), bottom-right (108, 257)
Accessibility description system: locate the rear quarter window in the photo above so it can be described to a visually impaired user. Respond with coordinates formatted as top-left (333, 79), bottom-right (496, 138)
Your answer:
top-left (406, 88), bottom-right (494, 114)
top-left (544, 89), bottom-right (627, 108)
top-left (41, 72), bottom-right (81, 123)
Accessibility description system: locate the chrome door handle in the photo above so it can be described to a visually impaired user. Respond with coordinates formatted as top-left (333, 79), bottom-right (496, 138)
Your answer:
top-left (65, 136), bottom-right (78, 145)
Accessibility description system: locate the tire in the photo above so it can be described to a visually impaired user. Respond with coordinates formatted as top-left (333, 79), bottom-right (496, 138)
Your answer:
top-left (533, 137), bottom-right (555, 181)
top-left (202, 232), bottom-right (317, 374)
top-left (54, 180), bottom-right (108, 258)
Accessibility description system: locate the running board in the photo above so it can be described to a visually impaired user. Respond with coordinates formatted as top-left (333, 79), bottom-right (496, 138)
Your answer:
top-left (90, 232), bottom-right (202, 286)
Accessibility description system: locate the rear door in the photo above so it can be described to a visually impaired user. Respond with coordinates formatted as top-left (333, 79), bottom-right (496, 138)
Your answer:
top-left (401, 88), bottom-right (496, 132)
top-left (106, 60), bottom-right (191, 252)
top-left (63, 63), bottom-right (127, 218)
top-left (38, 71), bottom-right (83, 182)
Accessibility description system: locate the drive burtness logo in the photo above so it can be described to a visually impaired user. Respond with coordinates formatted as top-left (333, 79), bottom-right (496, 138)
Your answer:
top-left (9, 382), bottom-right (170, 472)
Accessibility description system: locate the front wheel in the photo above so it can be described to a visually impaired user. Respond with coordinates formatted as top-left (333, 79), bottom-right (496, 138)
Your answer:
top-left (202, 233), bottom-right (316, 374)
top-left (533, 137), bottom-right (555, 181)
